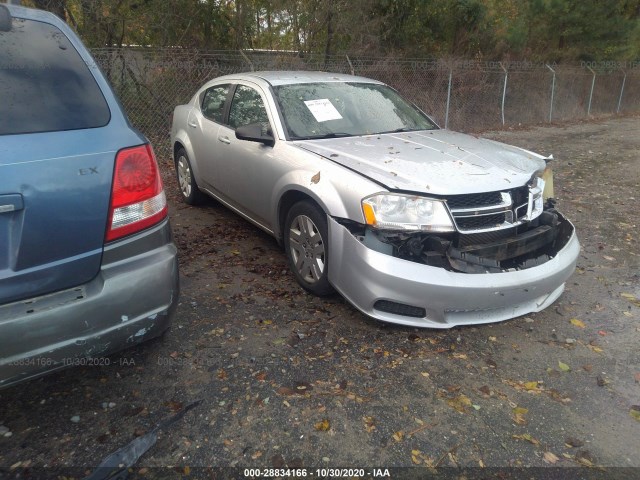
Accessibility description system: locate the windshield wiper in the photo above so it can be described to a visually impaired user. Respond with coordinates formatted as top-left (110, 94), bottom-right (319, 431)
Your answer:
top-left (376, 127), bottom-right (419, 134)
top-left (296, 132), bottom-right (353, 140)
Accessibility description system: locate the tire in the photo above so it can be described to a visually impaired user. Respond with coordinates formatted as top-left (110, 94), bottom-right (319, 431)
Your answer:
top-left (284, 200), bottom-right (334, 296)
top-left (175, 148), bottom-right (204, 205)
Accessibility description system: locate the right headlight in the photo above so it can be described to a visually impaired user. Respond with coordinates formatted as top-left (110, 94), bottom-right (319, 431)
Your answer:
top-left (362, 193), bottom-right (455, 232)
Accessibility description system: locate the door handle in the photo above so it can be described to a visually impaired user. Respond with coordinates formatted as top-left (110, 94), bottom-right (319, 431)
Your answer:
top-left (218, 136), bottom-right (231, 144)
top-left (188, 120), bottom-right (197, 128)
top-left (0, 194), bottom-right (24, 213)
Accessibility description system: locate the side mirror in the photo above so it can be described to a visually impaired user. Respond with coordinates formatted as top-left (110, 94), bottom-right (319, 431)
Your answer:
top-left (0, 5), bottom-right (12, 32)
top-left (235, 123), bottom-right (274, 147)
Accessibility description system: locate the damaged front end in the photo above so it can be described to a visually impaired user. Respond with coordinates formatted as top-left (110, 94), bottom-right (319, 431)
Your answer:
top-left (343, 175), bottom-right (575, 274)
top-left (358, 205), bottom-right (573, 273)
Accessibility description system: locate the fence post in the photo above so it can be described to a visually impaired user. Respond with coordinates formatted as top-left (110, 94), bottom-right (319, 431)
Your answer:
top-left (617, 69), bottom-right (626, 113)
top-left (345, 55), bottom-right (355, 76)
top-left (239, 50), bottom-right (254, 72)
top-left (586, 66), bottom-right (596, 116)
top-left (445, 69), bottom-right (452, 129)
top-left (500, 62), bottom-right (508, 126)
top-left (545, 64), bottom-right (556, 123)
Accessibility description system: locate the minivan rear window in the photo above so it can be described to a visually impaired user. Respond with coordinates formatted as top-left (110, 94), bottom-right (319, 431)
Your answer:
top-left (0, 17), bottom-right (110, 135)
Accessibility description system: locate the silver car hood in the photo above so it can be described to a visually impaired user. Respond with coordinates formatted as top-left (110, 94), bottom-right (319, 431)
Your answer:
top-left (295, 129), bottom-right (548, 195)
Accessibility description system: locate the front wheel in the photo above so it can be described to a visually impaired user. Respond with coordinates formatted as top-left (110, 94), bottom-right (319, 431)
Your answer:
top-left (284, 201), bottom-right (334, 296)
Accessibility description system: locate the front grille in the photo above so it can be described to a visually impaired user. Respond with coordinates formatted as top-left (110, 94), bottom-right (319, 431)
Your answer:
top-left (455, 213), bottom-right (506, 230)
top-left (447, 184), bottom-right (533, 233)
top-left (447, 191), bottom-right (503, 209)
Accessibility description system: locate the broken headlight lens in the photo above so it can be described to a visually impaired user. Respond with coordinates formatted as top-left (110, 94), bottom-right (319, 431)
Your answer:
top-left (541, 165), bottom-right (554, 201)
top-left (362, 193), bottom-right (454, 232)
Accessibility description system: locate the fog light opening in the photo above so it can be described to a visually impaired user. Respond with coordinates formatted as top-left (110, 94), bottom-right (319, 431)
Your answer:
top-left (374, 300), bottom-right (426, 318)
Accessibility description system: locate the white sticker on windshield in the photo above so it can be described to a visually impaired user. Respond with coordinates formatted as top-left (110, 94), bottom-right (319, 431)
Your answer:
top-left (304, 99), bottom-right (343, 122)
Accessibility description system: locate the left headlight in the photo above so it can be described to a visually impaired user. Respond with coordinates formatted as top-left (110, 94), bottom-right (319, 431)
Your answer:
top-left (362, 193), bottom-right (455, 232)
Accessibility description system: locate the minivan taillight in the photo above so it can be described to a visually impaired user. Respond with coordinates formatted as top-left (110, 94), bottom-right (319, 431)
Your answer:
top-left (106, 144), bottom-right (167, 242)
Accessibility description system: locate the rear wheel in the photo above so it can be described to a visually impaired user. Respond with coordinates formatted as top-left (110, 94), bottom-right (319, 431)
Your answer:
top-left (284, 201), bottom-right (334, 296)
top-left (175, 148), bottom-right (204, 205)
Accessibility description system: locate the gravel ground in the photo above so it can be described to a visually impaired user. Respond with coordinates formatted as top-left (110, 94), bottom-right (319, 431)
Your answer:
top-left (0, 116), bottom-right (639, 479)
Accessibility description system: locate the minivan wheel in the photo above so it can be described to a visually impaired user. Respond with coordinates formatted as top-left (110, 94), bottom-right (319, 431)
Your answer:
top-left (284, 201), bottom-right (334, 296)
top-left (175, 148), bottom-right (204, 205)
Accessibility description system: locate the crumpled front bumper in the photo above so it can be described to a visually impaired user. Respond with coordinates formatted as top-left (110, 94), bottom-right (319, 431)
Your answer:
top-left (327, 217), bottom-right (579, 328)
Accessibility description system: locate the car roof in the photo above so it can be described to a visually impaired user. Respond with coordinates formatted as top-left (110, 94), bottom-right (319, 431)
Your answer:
top-left (212, 70), bottom-right (385, 87)
top-left (5, 3), bottom-right (62, 24)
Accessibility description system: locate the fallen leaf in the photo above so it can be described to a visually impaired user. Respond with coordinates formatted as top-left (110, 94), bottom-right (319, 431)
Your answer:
top-left (565, 437), bottom-right (584, 448)
top-left (165, 400), bottom-right (183, 412)
top-left (421, 372), bottom-right (430, 378)
top-left (587, 344), bottom-right (604, 353)
top-left (596, 376), bottom-right (608, 387)
top-left (392, 431), bottom-right (404, 442)
top-left (543, 452), bottom-right (559, 464)
top-left (570, 318), bottom-right (586, 328)
top-left (485, 358), bottom-right (497, 369)
top-left (512, 433), bottom-right (539, 445)
top-left (363, 416), bottom-right (376, 433)
top-left (634, 373), bottom-right (640, 383)
top-left (314, 419), bottom-right (330, 431)
top-left (446, 394), bottom-right (472, 413)
top-left (630, 406), bottom-right (640, 422)
top-left (524, 381), bottom-right (539, 391)
top-left (558, 361), bottom-right (571, 372)
top-left (310, 171), bottom-right (321, 184)
top-left (621, 293), bottom-right (640, 307)
top-left (575, 450), bottom-right (596, 466)
top-left (513, 407), bottom-right (529, 415)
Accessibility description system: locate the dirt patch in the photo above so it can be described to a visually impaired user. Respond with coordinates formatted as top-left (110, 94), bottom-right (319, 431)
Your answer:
top-left (1, 117), bottom-right (639, 475)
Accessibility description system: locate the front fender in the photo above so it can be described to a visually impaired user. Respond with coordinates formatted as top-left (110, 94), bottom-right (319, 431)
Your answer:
top-left (171, 108), bottom-right (203, 183)
top-left (271, 160), bottom-right (382, 239)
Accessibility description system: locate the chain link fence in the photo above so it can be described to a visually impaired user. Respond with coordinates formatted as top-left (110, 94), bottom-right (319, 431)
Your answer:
top-left (91, 48), bottom-right (640, 160)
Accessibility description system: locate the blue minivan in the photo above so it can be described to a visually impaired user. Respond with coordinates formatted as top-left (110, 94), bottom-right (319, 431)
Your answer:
top-left (0, 5), bottom-right (179, 388)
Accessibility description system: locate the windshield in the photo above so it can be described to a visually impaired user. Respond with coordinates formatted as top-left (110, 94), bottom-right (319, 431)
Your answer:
top-left (273, 82), bottom-right (437, 140)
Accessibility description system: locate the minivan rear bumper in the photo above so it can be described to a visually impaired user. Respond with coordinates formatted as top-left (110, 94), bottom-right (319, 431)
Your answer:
top-left (0, 220), bottom-right (179, 388)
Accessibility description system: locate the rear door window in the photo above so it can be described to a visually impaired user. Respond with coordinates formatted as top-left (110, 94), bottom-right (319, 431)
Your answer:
top-left (0, 17), bottom-right (110, 136)
top-left (201, 85), bottom-right (229, 123)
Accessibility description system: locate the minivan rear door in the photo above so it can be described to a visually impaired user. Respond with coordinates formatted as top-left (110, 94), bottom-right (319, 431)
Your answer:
top-left (0, 8), bottom-right (139, 304)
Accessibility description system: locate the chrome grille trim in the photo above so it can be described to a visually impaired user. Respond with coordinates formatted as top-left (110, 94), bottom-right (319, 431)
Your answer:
top-left (447, 186), bottom-right (541, 233)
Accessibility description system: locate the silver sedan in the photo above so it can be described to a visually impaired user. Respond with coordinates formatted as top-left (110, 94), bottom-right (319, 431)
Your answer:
top-left (171, 71), bottom-right (579, 328)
